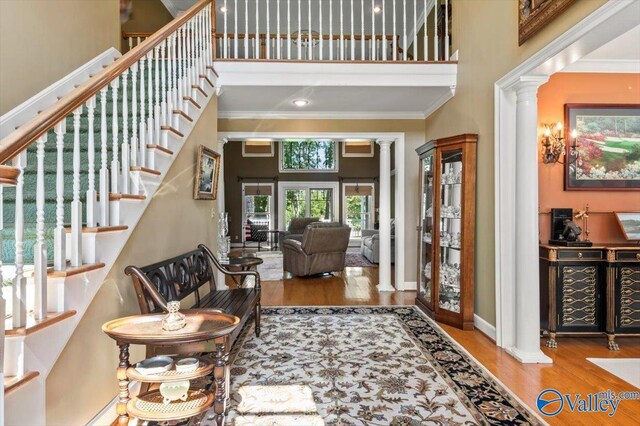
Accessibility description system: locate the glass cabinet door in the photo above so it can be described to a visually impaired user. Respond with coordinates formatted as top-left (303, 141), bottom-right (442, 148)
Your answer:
top-left (419, 153), bottom-right (435, 307)
top-left (438, 149), bottom-right (463, 314)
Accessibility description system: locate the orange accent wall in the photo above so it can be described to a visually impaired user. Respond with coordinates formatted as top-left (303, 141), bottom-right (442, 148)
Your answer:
top-left (538, 72), bottom-right (640, 243)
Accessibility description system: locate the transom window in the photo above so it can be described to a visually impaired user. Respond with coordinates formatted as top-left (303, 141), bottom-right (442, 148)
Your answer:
top-left (280, 140), bottom-right (338, 172)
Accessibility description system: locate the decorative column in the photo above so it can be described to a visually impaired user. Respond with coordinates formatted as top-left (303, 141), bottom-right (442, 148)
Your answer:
top-left (376, 139), bottom-right (394, 292)
top-left (506, 76), bottom-right (552, 364)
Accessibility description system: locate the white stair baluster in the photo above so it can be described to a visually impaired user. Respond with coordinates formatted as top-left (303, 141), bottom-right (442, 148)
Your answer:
top-left (139, 57), bottom-right (147, 168)
top-left (360, 0), bottom-right (364, 60)
top-left (266, 0), bottom-right (271, 59)
top-left (329, 0), bottom-right (333, 60)
top-left (161, 40), bottom-right (168, 129)
top-left (371, 0), bottom-right (375, 60)
top-left (128, 37), bottom-right (133, 52)
top-left (309, 0), bottom-right (313, 59)
top-left (121, 70), bottom-right (130, 194)
top-left (445, 0), bottom-right (449, 60)
top-left (382, 0), bottom-right (386, 60)
top-left (245, 0), bottom-right (250, 58)
top-left (12, 152), bottom-right (27, 328)
top-left (177, 29), bottom-right (184, 111)
top-left (393, 0), bottom-right (397, 60)
top-left (223, 0), bottom-right (228, 58)
top-left (155, 45), bottom-right (161, 146)
top-left (256, 1), bottom-right (261, 59)
top-left (53, 121), bottom-right (66, 270)
top-left (167, 35), bottom-right (176, 131)
top-left (350, 0), bottom-right (354, 60)
top-left (297, 0), bottom-right (301, 60)
top-left (147, 51), bottom-right (154, 149)
top-left (86, 97), bottom-right (97, 227)
top-left (34, 135), bottom-right (47, 320)
top-left (234, 0), bottom-right (238, 58)
top-left (172, 32), bottom-right (178, 111)
top-left (413, 0), bottom-right (417, 60)
top-left (99, 88), bottom-right (110, 227)
top-left (131, 63), bottom-right (138, 168)
top-left (287, 0), bottom-right (291, 60)
top-left (339, 0), bottom-right (343, 60)
top-left (424, 0), bottom-right (428, 60)
top-left (111, 77), bottom-right (120, 193)
top-left (70, 107), bottom-right (83, 267)
top-left (277, 0), bottom-right (281, 59)
top-left (403, 0), bottom-right (407, 60)
top-left (319, 0), bottom-right (323, 60)
top-left (434, 0), bottom-right (438, 60)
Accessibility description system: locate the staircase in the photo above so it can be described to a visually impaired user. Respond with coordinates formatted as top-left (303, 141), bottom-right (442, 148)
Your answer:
top-left (1, 1), bottom-right (216, 423)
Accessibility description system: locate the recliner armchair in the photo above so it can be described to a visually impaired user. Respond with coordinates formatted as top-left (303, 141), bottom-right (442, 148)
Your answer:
top-left (279, 217), bottom-right (320, 243)
top-left (283, 222), bottom-right (351, 277)
top-left (361, 220), bottom-right (396, 263)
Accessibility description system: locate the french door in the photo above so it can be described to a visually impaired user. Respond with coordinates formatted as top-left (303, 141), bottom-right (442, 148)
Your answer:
top-left (278, 182), bottom-right (339, 229)
top-left (342, 183), bottom-right (375, 240)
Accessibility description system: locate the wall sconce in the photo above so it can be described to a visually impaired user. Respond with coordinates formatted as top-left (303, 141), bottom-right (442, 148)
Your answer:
top-left (540, 122), bottom-right (580, 165)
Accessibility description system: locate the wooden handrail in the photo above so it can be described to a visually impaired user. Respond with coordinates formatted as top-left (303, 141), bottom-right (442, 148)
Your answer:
top-left (121, 31), bottom-right (153, 38)
top-left (0, 0), bottom-right (213, 164)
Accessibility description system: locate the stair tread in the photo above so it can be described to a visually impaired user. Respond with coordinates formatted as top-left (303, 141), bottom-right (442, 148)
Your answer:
top-left (107, 193), bottom-right (146, 201)
top-left (147, 144), bottom-right (174, 155)
top-left (5, 310), bottom-right (76, 337)
top-left (48, 263), bottom-right (105, 278)
top-left (173, 109), bottom-right (193, 122)
top-left (64, 225), bottom-right (128, 233)
top-left (161, 125), bottom-right (184, 138)
top-left (4, 371), bottom-right (40, 395)
top-left (183, 96), bottom-right (201, 109)
top-left (130, 166), bottom-right (161, 175)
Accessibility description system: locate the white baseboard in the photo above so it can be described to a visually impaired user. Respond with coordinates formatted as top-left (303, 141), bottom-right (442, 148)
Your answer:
top-left (473, 314), bottom-right (496, 341)
top-left (399, 281), bottom-right (417, 292)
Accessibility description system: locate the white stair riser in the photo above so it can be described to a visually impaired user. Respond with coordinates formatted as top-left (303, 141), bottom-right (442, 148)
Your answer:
top-left (3, 336), bottom-right (25, 377)
top-left (4, 376), bottom-right (45, 425)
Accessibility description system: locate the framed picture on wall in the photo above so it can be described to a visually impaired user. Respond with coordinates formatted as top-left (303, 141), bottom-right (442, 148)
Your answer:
top-left (614, 212), bottom-right (640, 241)
top-left (194, 145), bottom-right (221, 200)
top-left (518, 0), bottom-right (577, 45)
top-left (565, 104), bottom-right (640, 190)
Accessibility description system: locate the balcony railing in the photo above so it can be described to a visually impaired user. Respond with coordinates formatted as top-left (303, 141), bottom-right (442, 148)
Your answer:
top-left (213, 0), bottom-right (451, 62)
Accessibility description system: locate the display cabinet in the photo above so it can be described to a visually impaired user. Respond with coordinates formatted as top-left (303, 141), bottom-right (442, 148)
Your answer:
top-left (416, 134), bottom-right (478, 330)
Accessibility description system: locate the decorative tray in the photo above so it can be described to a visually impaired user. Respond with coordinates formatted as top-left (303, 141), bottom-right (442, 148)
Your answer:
top-left (127, 357), bottom-right (214, 383)
top-left (126, 389), bottom-right (214, 421)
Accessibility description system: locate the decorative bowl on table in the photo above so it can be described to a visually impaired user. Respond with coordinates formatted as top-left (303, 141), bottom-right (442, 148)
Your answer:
top-left (175, 357), bottom-right (200, 373)
top-left (159, 380), bottom-right (190, 405)
top-left (135, 355), bottom-right (174, 375)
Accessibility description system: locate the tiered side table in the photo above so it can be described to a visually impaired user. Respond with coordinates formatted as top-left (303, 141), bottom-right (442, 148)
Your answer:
top-left (102, 310), bottom-right (240, 426)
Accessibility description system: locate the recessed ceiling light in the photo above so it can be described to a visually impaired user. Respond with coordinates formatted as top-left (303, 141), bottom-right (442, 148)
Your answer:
top-left (292, 99), bottom-right (309, 107)
top-left (220, 6), bottom-right (227, 13)
top-left (373, 6), bottom-right (382, 13)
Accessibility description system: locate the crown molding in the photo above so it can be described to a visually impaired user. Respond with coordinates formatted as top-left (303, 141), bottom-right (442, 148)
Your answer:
top-left (217, 110), bottom-right (427, 120)
top-left (560, 59), bottom-right (640, 73)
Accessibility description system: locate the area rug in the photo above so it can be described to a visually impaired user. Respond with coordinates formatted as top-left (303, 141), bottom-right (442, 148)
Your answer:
top-left (345, 252), bottom-right (378, 268)
top-left (587, 358), bottom-right (640, 388)
top-left (213, 306), bottom-right (543, 425)
top-left (255, 251), bottom-right (284, 281)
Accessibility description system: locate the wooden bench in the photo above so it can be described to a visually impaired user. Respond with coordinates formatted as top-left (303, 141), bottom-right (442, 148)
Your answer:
top-left (125, 244), bottom-right (261, 348)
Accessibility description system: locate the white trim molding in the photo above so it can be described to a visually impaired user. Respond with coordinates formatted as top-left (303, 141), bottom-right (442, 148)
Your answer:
top-left (493, 0), bottom-right (640, 360)
top-left (560, 59), bottom-right (640, 73)
top-left (473, 314), bottom-right (496, 342)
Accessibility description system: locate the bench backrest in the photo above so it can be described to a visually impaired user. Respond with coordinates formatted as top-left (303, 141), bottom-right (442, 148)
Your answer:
top-left (126, 247), bottom-right (215, 314)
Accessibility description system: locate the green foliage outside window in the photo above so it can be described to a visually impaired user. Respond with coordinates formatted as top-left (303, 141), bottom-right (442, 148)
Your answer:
top-left (281, 140), bottom-right (336, 170)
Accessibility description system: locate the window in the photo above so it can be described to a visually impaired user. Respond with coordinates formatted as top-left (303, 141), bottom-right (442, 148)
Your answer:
top-left (242, 183), bottom-right (274, 245)
top-left (280, 140), bottom-right (338, 172)
top-left (243, 140), bottom-right (274, 157)
top-left (342, 140), bottom-right (375, 157)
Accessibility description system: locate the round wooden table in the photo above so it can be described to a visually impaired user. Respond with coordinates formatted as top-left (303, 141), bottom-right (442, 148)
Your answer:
top-left (221, 255), bottom-right (263, 287)
top-left (102, 310), bottom-right (240, 426)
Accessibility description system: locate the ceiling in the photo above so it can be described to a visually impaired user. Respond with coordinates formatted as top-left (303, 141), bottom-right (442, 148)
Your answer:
top-left (562, 25), bottom-right (640, 73)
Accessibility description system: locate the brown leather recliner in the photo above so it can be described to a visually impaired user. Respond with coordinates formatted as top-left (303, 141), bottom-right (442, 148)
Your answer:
top-left (283, 222), bottom-right (351, 277)
top-left (279, 217), bottom-right (319, 243)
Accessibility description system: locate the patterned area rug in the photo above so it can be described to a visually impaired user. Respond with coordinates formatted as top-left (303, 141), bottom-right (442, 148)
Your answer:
top-left (345, 252), bottom-right (377, 268)
top-left (208, 306), bottom-right (542, 425)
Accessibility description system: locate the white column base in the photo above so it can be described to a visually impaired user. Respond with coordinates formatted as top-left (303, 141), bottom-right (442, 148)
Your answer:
top-left (506, 346), bottom-right (553, 364)
top-left (377, 284), bottom-right (395, 292)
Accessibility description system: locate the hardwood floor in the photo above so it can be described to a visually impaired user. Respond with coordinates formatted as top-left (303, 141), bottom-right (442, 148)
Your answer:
top-left (235, 256), bottom-right (640, 426)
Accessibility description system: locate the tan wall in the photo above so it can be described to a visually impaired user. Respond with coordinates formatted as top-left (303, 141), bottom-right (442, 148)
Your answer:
top-left (0, 0), bottom-right (121, 115)
top-left (121, 0), bottom-right (174, 51)
top-left (423, 0), bottom-right (607, 326)
top-left (218, 118), bottom-right (425, 283)
top-left (538, 72), bottom-right (640, 243)
top-left (46, 97), bottom-right (220, 425)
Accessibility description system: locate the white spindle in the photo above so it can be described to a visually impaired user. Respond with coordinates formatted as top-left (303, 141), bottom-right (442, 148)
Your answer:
top-left (111, 77), bottom-right (120, 193)
top-left (256, 1), bottom-right (260, 59)
top-left (350, 0), bottom-right (354, 60)
top-left (53, 121), bottom-right (66, 270)
top-left (167, 35), bottom-right (175, 131)
top-left (136, 36), bottom-right (141, 47)
top-left (267, 0), bottom-right (271, 59)
top-left (445, 0), bottom-right (449, 60)
top-left (339, 0), bottom-right (344, 60)
top-left (177, 30), bottom-right (183, 110)
top-left (413, 0), bottom-right (417, 61)
top-left (154, 45), bottom-right (161, 145)
top-left (122, 70), bottom-right (130, 194)
top-left (131, 63), bottom-right (138, 168)
top-left (277, 0), bottom-right (281, 59)
top-left (287, 0), bottom-right (291, 59)
top-left (309, 0), bottom-right (313, 60)
top-left (162, 40), bottom-right (168, 127)
top-left (86, 98), bottom-right (97, 227)
top-left (139, 56), bottom-right (147, 168)
top-left (172, 32), bottom-right (178, 110)
top-left (99, 88), bottom-right (110, 227)
top-left (403, 0), bottom-right (407, 60)
top-left (223, 0), bottom-right (228, 58)
top-left (392, 0), bottom-right (397, 60)
top-left (231, 0), bottom-right (237, 59)
top-left (424, 0), bottom-right (428, 60)
top-left (434, 0), bottom-right (439, 60)
top-left (12, 152), bottom-right (26, 328)
top-left (128, 37), bottom-right (133, 51)
top-left (371, 0), bottom-right (375, 60)
top-left (382, 0), bottom-right (386, 60)
top-left (329, 0), bottom-right (333, 60)
top-left (297, 0), bottom-right (301, 60)
top-left (34, 135), bottom-right (47, 320)
top-left (70, 107), bottom-right (83, 266)
top-left (360, 0), bottom-right (364, 60)
top-left (319, 0), bottom-right (323, 60)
